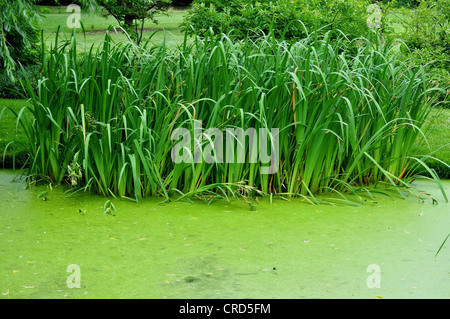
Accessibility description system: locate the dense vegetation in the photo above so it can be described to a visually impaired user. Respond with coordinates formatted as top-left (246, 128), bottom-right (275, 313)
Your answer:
top-left (0, 0), bottom-right (41, 79)
top-left (388, 0), bottom-right (450, 108)
top-left (2, 28), bottom-right (445, 204)
top-left (0, 0), bottom-right (448, 204)
top-left (183, 0), bottom-right (371, 41)
top-left (183, 0), bottom-right (450, 106)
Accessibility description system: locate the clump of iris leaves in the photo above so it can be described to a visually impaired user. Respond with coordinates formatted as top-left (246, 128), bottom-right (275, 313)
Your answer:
top-left (2, 27), bottom-right (448, 209)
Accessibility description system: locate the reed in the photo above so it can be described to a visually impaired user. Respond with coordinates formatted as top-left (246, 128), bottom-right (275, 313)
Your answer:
top-left (6, 27), bottom-right (447, 204)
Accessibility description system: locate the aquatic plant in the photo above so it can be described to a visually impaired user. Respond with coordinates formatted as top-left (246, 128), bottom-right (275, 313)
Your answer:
top-left (435, 232), bottom-right (450, 258)
top-left (5, 27), bottom-right (448, 204)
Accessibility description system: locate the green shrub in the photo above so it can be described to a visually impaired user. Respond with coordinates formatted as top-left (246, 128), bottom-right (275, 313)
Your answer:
top-left (172, 0), bottom-right (194, 6)
top-left (197, 0), bottom-right (245, 12)
top-left (387, 0), bottom-right (450, 107)
top-left (391, 0), bottom-right (420, 8)
top-left (397, 2), bottom-right (450, 53)
top-left (183, 0), bottom-right (372, 41)
top-left (0, 65), bottom-right (39, 99)
top-left (0, 0), bottom-right (41, 78)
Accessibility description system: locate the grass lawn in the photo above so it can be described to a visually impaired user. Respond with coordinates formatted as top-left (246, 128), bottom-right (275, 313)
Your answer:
top-left (414, 107), bottom-right (450, 178)
top-left (0, 99), bottom-right (31, 168)
top-left (36, 5), bottom-right (188, 48)
top-left (420, 108), bottom-right (450, 161)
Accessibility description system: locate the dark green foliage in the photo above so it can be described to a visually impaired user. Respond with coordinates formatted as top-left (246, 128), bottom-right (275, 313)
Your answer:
top-left (0, 65), bottom-right (39, 99)
top-left (375, 0), bottom-right (420, 8)
top-left (183, 0), bottom-right (372, 41)
top-left (428, 160), bottom-right (450, 179)
top-left (35, 0), bottom-right (83, 4)
top-left (97, 0), bottom-right (171, 45)
top-left (172, 0), bottom-right (194, 6)
top-left (0, 0), bottom-right (41, 78)
top-left (388, 0), bottom-right (450, 107)
top-left (36, 0), bottom-right (193, 5)
top-left (393, 0), bottom-right (420, 8)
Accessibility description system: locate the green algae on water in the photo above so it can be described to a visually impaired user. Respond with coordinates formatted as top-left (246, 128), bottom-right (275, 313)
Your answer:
top-left (0, 170), bottom-right (449, 299)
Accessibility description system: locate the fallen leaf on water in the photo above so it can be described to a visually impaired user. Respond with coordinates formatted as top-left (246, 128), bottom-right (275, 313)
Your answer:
top-left (376, 295), bottom-right (383, 299)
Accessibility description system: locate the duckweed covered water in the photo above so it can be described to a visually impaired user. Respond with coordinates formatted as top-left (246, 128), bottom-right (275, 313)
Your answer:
top-left (0, 170), bottom-right (449, 299)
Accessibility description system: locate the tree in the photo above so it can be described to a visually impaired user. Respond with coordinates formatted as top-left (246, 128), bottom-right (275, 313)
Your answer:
top-left (172, 0), bottom-right (193, 6)
top-left (0, 0), bottom-right (99, 78)
top-left (98, 0), bottom-right (171, 45)
top-left (1, 0), bottom-right (166, 78)
top-left (0, 0), bottom-right (41, 78)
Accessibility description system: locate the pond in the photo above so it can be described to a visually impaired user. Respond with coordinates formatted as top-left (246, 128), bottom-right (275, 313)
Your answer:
top-left (0, 169), bottom-right (449, 299)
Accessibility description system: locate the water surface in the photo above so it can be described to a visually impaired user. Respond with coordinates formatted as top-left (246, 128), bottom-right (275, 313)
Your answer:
top-left (0, 170), bottom-right (449, 298)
